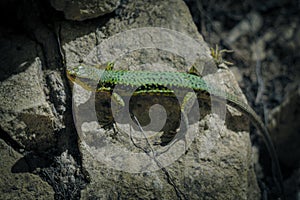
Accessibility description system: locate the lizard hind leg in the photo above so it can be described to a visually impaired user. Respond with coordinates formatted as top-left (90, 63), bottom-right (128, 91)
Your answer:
top-left (181, 92), bottom-right (198, 115)
top-left (110, 92), bottom-right (126, 124)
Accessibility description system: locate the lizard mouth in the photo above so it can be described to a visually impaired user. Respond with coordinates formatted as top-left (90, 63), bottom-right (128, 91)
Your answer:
top-left (66, 71), bottom-right (76, 82)
top-left (66, 69), bottom-right (98, 92)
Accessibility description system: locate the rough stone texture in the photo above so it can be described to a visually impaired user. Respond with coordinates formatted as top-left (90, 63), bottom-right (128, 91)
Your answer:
top-left (0, 139), bottom-right (54, 199)
top-left (0, 0), bottom-right (263, 199)
top-left (50, 0), bottom-right (120, 21)
top-left (0, 2), bottom-right (83, 199)
top-left (60, 0), bottom-right (261, 199)
top-left (0, 34), bottom-right (58, 151)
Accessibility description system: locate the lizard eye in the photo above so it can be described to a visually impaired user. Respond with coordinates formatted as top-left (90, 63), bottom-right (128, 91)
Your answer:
top-left (73, 66), bottom-right (81, 73)
top-left (72, 65), bottom-right (83, 74)
top-left (78, 65), bottom-right (84, 70)
top-left (68, 66), bottom-right (80, 76)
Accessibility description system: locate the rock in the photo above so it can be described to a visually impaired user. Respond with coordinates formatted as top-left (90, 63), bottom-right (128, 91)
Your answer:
top-left (0, 35), bottom-right (58, 151)
top-left (61, 0), bottom-right (261, 199)
top-left (50, 0), bottom-right (120, 21)
top-left (0, 139), bottom-right (54, 199)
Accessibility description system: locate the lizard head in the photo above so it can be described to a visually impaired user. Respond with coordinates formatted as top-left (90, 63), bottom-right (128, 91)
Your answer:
top-left (66, 65), bottom-right (104, 91)
top-left (66, 65), bottom-right (84, 82)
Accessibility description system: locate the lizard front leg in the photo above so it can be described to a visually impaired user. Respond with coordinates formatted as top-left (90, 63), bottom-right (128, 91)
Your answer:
top-left (165, 92), bottom-right (197, 152)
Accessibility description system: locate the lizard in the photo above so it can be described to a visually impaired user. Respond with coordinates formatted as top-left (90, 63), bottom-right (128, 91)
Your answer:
top-left (66, 62), bottom-right (284, 199)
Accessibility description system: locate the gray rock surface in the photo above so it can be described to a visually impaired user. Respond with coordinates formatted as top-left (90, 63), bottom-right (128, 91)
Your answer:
top-left (60, 0), bottom-right (261, 199)
top-left (0, 139), bottom-right (54, 199)
top-left (0, 0), bottom-right (262, 199)
top-left (0, 35), bottom-right (58, 151)
top-left (50, 0), bottom-right (120, 21)
top-left (0, 27), bottom-right (69, 199)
